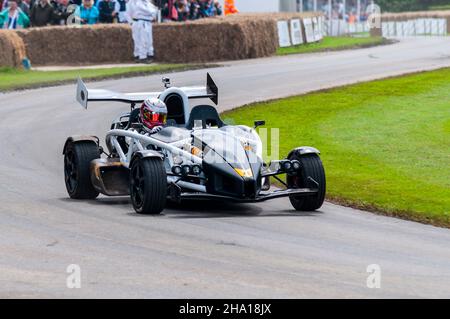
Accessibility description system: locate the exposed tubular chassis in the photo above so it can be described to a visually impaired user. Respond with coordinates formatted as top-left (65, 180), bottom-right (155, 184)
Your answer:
top-left (106, 129), bottom-right (319, 202)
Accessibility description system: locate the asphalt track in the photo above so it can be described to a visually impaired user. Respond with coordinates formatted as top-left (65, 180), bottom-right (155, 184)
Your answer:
top-left (1, 37), bottom-right (450, 298)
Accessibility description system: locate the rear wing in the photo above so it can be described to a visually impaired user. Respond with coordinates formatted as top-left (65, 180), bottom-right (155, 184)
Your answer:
top-left (76, 73), bottom-right (219, 109)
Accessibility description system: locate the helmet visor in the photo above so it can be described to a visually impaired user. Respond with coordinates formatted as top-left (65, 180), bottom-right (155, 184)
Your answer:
top-left (143, 110), bottom-right (167, 125)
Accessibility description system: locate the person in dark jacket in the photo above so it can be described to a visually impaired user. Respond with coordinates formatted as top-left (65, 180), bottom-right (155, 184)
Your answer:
top-left (30, 0), bottom-right (54, 26)
top-left (52, 0), bottom-right (72, 24)
top-left (97, 0), bottom-right (116, 23)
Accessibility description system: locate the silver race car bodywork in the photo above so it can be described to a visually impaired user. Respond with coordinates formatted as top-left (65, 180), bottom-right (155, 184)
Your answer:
top-left (63, 74), bottom-right (326, 214)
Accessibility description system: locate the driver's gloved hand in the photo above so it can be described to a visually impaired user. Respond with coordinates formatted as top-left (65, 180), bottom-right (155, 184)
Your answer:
top-left (151, 126), bottom-right (163, 134)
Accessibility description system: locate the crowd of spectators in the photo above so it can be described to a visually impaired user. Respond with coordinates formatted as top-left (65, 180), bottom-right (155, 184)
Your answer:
top-left (0, 0), bottom-right (222, 29)
top-left (299, 0), bottom-right (370, 23)
top-left (160, 0), bottom-right (222, 22)
top-left (321, 0), bottom-right (370, 22)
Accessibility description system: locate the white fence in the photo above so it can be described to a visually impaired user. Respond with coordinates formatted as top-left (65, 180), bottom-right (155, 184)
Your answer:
top-left (294, 18), bottom-right (448, 38)
top-left (323, 20), bottom-right (370, 36)
top-left (275, 15), bottom-right (448, 47)
top-left (381, 18), bottom-right (448, 37)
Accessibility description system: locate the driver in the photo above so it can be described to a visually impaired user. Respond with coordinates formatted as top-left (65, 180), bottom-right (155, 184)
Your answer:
top-left (140, 98), bottom-right (167, 134)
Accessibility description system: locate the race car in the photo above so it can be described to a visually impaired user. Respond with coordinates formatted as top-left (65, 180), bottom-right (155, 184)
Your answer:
top-left (63, 73), bottom-right (326, 214)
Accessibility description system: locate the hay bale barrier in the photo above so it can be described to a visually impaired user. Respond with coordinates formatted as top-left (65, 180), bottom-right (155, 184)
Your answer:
top-left (153, 18), bottom-right (279, 63)
top-left (16, 24), bottom-right (134, 66)
top-left (4, 13), bottom-right (323, 67)
top-left (153, 12), bottom-right (322, 63)
top-left (0, 30), bottom-right (27, 68)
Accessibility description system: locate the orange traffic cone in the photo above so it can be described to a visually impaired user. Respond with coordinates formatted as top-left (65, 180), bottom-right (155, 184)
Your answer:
top-left (224, 0), bottom-right (239, 15)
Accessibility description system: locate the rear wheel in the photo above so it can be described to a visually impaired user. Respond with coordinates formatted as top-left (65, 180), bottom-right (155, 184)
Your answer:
top-left (64, 142), bottom-right (100, 199)
top-left (130, 157), bottom-right (167, 215)
top-left (287, 153), bottom-right (326, 211)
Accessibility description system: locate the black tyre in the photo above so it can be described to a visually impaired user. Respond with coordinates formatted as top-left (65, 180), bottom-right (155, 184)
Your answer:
top-left (130, 157), bottom-right (167, 215)
top-left (64, 142), bottom-right (100, 199)
top-left (287, 153), bottom-right (326, 211)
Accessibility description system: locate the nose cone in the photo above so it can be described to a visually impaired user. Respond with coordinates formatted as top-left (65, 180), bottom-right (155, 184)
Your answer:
top-left (234, 167), bottom-right (253, 179)
top-left (202, 147), bottom-right (262, 199)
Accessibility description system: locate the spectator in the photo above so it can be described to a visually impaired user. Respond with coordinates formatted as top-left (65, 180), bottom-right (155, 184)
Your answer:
top-left (224, 0), bottom-right (237, 15)
top-left (126, 0), bottom-right (157, 63)
top-left (188, 0), bottom-right (199, 19)
top-left (116, 0), bottom-right (126, 22)
top-left (52, 0), bottom-right (72, 25)
top-left (21, 0), bottom-right (31, 14)
top-left (198, 0), bottom-right (213, 18)
top-left (165, 0), bottom-right (177, 21)
top-left (30, 0), bottom-right (54, 26)
top-left (75, 0), bottom-right (99, 24)
top-left (2, 0), bottom-right (30, 16)
top-left (175, 0), bottom-right (188, 21)
top-left (97, 0), bottom-right (118, 23)
top-left (0, 0), bottom-right (30, 28)
top-left (213, 0), bottom-right (221, 16)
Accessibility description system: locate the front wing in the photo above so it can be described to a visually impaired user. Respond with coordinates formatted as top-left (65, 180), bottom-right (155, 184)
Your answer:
top-left (178, 188), bottom-right (318, 203)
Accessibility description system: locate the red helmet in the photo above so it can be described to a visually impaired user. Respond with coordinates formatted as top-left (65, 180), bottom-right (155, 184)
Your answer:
top-left (140, 98), bottom-right (168, 130)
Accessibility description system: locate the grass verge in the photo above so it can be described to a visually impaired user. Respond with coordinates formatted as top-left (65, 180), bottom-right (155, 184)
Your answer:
top-left (277, 36), bottom-right (392, 55)
top-left (223, 68), bottom-right (450, 227)
top-left (0, 64), bottom-right (215, 92)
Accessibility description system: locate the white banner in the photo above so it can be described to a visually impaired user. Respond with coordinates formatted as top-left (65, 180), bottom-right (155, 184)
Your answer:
top-left (386, 21), bottom-right (395, 37)
top-left (312, 16), bottom-right (322, 41)
top-left (318, 16), bottom-right (325, 36)
top-left (290, 19), bottom-right (303, 45)
top-left (415, 19), bottom-right (425, 35)
top-left (438, 19), bottom-right (447, 36)
top-left (277, 20), bottom-right (291, 47)
top-left (381, 22), bottom-right (388, 37)
top-left (431, 18), bottom-right (439, 35)
top-left (425, 18), bottom-right (433, 34)
top-left (303, 18), bottom-right (315, 43)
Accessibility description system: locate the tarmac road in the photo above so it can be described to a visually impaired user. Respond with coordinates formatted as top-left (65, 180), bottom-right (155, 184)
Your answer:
top-left (0, 37), bottom-right (450, 298)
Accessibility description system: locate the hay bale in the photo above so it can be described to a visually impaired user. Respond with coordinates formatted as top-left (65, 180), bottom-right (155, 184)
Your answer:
top-left (381, 10), bottom-right (450, 22)
top-left (0, 30), bottom-right (26, 68)
top-left (153, 18), bottom-right (278, 63)
top-left (154, 13), bottom-right (322, 63)
top-left (370, 27), bottom-right (382, 37)
top-left (16, 24), bottom-right (134, 66)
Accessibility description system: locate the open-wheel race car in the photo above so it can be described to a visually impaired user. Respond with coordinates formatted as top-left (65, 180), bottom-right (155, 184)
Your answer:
top-left (63, 74), bottom-right (326, 214)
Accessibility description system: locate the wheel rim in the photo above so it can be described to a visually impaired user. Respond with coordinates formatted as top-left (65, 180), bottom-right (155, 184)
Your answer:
top-left (64, 150), bottom-right (77, 194)
top-left (131, 162), bottom-right (145, 209)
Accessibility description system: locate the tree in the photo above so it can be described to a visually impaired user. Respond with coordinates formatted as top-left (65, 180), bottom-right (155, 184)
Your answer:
top-left (376, 0), bottom-right (448, 12)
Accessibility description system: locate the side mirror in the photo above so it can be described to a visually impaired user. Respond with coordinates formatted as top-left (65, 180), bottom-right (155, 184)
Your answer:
top-left (254, 120), bottom-right (266, 129)
top-left (162, 77), bottom-right (171, 88)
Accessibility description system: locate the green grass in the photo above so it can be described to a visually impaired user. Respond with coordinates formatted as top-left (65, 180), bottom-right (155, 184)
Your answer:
top-left (429, 5), bottom-right (450, 10)
top-left (277, 36), bottom-right (388, 55)
top-left (0, 64), bottom-right (209, 91)
top-left (223, 68), bottom-right (450, 227)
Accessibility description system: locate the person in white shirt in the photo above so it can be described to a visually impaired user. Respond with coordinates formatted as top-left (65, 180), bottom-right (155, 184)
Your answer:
top-left (126, 0), bottom-right (157, 63)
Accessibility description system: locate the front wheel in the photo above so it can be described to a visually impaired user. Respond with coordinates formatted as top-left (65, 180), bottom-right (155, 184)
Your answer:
top-left (130, 157), bottom-right (167, 215)
top-left (64, 141), bottom-right (100, 199)
top-left (287, 153), bottom-right (326, 211)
